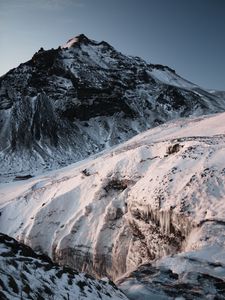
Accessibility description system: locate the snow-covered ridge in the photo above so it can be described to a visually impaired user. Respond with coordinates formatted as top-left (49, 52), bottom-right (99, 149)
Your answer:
top-left (0, 233), bottom-right (128, 300)
top-left (1, 112), bottom-right (225, 298)
top-left (148, 67), bottom-right (198, 89)
top-left (208, 89), bottom-right (225, 100)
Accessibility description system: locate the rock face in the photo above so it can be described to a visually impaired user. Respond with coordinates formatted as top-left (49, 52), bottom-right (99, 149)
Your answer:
top-left (0, 233), bottom-right (128, 300)
top-left (1, 34), bottom-right (225, 181)
top-left (1, 112), bottom-right (225, 298)
top-left (117, 261), bottom-right (225, 299)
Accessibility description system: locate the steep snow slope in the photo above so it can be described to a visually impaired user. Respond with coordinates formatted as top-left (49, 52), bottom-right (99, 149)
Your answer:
top-left (1, 112), bottom-right (225, 298)
top-left (0, 233), bottom-right (128, 300)
top-left (208, 89), bottom-right (225, 100)
top-left (1, 34), bottom-right (225, 181)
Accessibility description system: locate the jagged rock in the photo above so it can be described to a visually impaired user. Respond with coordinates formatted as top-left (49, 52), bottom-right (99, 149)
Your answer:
top-left (166, 143), bottom-right (182, 155)
top-left (117, 262), bottom-right (225, 299)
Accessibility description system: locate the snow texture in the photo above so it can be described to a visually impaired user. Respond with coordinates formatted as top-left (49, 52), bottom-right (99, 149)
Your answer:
top-left (1, 112), bottom-right (225, 299)
top-left (0, 233), bottom-right (128, 300)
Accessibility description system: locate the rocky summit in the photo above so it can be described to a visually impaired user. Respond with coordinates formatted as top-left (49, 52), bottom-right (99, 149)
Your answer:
top-left (1, 34), bottom-right (225, 181)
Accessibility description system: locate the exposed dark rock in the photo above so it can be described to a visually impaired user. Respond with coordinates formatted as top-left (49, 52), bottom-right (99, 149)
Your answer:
top-left (117, 263), bottom-right (225, 299)
top-left (166, 143), bottom-right (182, 155)
top-left (104, 179), bottom-right (130, 193)
top-left (14, 174), bottom-right (33, 181)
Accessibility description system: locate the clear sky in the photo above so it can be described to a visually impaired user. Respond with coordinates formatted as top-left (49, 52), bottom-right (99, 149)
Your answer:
top-left (0, 0), bottom-right (225, 90)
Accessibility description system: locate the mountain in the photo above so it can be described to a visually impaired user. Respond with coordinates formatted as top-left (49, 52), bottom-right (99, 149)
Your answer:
top-left (0, 233), bottom-right (128, 300)
top-left (1, 112), bottom-right (225, 298)
top-left (1, 34), bottom-right (225, 182)
top-left (208, 89), bottom-right (225, 100)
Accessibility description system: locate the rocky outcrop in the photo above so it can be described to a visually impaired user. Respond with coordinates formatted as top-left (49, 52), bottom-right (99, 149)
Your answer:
top-left (117, 260), bottom-right (225, 299)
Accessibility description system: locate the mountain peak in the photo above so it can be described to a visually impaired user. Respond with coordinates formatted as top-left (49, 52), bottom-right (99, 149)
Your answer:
top-left (61, 33), bottom-right (90, 48)
top-left (76, 33), bottom-right (90, 42)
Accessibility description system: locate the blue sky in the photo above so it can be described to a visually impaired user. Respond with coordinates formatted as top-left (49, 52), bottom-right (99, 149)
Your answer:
top-left (0, 0), bottom-right (225, 89)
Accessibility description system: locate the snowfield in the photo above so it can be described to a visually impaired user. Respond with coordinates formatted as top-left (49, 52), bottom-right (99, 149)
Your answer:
top-left (1, 112), bottom-right (225, 298)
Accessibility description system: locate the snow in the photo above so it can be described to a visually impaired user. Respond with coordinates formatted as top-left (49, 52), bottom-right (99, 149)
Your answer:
top-left (1, 35), bottom-right (225, 183)
top-left (122, 112), bottom-right (225, 145)
top-left (0, 233), bottom-right (128, 300)
top-left (208, 89), bottom-right (225, 100)
top-left (61, 37), bottom-right (79, 48)
top-left (148, 68), bottom-right (198, 90)
top-left (2, 34), bottom-right (225, 298)
top-left (1, 112), bottom-right (225, 289)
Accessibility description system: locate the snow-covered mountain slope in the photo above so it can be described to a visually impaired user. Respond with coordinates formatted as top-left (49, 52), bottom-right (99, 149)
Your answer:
top-left (1, 112), bottom-right (225, 299)
top-left (1, 34), bottom-right (225, 181)
top-left (0, 233), bottom-right (128, 300)
top-left (208, 89), bottom-right (225, 100)
top-left (117, 259), bottom-right (225, 299)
